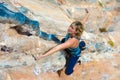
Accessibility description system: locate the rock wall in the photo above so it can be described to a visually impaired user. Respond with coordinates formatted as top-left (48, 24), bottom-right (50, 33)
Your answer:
top-left (0, 0), bottom-right (120, 80)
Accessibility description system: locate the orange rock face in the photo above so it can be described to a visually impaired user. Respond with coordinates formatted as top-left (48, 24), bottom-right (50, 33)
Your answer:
top-left (2, 54), bottom-right (119, 80)
top-left (0, 0), bottom-right (120, 80)
top-left (59, 54), bottom-right (120, 80)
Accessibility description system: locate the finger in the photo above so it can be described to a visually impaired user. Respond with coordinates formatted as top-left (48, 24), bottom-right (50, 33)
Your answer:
top-left (32, 54), bottom-right (37, 60)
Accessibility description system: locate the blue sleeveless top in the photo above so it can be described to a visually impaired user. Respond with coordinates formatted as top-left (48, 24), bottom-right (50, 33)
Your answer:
top-left (63, 33), bottom-right (81, 57)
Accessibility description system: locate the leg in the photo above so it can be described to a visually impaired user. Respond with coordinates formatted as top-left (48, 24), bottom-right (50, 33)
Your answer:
top-left (65, 55), bottom-right (79, 75)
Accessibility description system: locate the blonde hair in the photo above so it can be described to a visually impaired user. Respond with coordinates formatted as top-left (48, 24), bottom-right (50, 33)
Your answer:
top-left (70, 21), bottom-right (84, 38)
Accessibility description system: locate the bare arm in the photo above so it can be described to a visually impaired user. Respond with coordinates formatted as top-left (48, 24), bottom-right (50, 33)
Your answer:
top-left (81, 8), bottom-right (90, 25)
top-left (37, 38), bottom-right (76, 60)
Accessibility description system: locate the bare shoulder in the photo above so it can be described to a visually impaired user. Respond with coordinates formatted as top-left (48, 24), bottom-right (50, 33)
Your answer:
top-left (66, 38), bottom-right (78, 45)
top-left (67, 38), bottom-right (77, 42)
top-left (71, 37), bottom-right (79, 42)
top-left (59, 38), bottom-right (78, 49)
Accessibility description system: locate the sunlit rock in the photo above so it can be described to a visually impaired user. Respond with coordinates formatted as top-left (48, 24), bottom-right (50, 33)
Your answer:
top-left (0, 0), bottom-right (120, 80)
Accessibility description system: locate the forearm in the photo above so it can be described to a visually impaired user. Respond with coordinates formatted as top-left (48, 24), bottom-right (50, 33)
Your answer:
top-left (42, 46), bottom-right (61, 57)
top-left (81, 13), bottom-right (90, 25)
top-left (40, 42), bottom-right (70, 58)
top-left (40, 44), bottom-right (66, 58)
top-left (37, 39), bottom-right (74, 60)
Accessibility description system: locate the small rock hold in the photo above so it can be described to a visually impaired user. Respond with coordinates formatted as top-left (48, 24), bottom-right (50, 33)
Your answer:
top-left (0, 45), bottom-right (13, 53)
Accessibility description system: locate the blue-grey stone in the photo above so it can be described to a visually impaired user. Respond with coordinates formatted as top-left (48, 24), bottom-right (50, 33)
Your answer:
top-left (0, 4), bottom-right (40, 31)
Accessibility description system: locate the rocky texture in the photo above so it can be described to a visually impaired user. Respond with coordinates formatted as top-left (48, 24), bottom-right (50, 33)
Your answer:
top-left (0, 0), bottom-right (120, 80)
top-left (0, 54), bottom-right (120, 80)
top-left (0, 3), bottom-right (39, 31)
top-left (60, 54), bottom-right (120, 80)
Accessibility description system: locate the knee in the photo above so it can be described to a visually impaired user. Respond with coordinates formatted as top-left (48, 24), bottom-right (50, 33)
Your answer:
top-left (65, 68), bottom-right (73, 75)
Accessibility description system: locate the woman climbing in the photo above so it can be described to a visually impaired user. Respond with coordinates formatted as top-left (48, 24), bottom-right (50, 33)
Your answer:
top-left (37, 8), bottom-right (90, 75)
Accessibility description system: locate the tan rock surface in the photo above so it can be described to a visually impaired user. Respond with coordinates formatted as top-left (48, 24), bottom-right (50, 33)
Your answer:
top-left (0, 0), bottom-right (120, 80)
top-left (60, 54), bottom-right (120, 80)
top-left (0, 54), bottom-right (119, 80)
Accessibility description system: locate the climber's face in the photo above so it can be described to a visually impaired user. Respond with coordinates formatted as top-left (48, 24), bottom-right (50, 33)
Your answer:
top-left (68, 26), bottom-right (77, 35)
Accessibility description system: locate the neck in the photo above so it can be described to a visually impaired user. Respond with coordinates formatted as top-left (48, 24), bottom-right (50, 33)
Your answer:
top-left (69, 34), bottom-right (74, 38)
